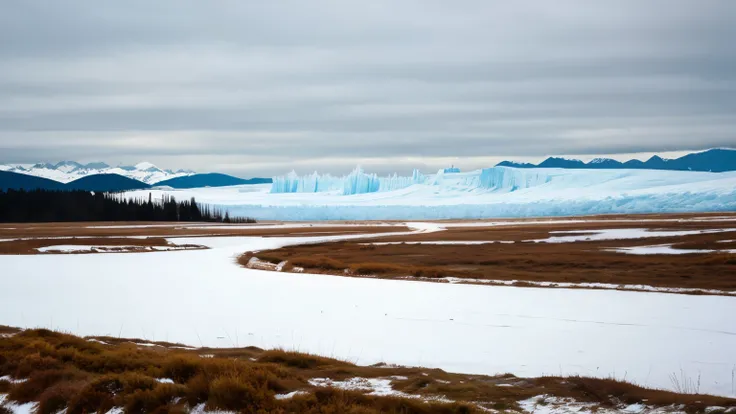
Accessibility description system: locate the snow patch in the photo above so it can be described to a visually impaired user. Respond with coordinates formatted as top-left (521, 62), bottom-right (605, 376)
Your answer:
top-left (531, 228), bottom-right (736, 243)
top-left (308, 377), bottom-right (453, 402)
top-left (275, 390), bottom-right (309, 400)
top-left (0, 394), bottom-right (38, 414)
top-left (607, 244), bottom-right (734, 255)
top-left (441, 277), bottom-right (736, 296)
top-left (36, 245), bottom-right (202, 254)
top-left (0, 376), bottom-right (27, 384)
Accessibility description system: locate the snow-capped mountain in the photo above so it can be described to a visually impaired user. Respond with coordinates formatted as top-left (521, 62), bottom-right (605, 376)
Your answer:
top-left (0, 161), bottom-right (194, 184)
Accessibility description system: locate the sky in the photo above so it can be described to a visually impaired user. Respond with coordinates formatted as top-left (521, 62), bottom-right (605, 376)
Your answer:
top-left (1, 1), bottom-right (735, 176)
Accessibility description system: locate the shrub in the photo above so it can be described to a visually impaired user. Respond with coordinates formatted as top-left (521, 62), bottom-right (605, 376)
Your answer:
top-left (36, 380), bottom-right (88, 414)
top-left (9, 368), bottom-right (89, 402)
top-left (207, 375), bottom-right (275, 411)
top-left (123, 383), bottom-right (188, 413)
top-left (258, 350), bottom-right (335, 369)
top-left (163, 355), bottom-right (201, 383)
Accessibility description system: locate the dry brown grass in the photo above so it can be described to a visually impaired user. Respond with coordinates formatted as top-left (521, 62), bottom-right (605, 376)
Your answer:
top-left (0, 222), bottom-right (407, 240)
top-left (1, 328), bottom-right (733, 413)
top-left (0, 237), bottom-right (207, 255)
top-left (244, 216), bottom-right (736, 293)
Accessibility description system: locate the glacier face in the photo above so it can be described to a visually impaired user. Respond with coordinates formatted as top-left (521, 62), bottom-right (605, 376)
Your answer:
top-left (124, 167), bottom-right (736, 221)
top-left (272, 166), bottom-right (608, 195)
top-left (271, 167), bottom-right (426, 195)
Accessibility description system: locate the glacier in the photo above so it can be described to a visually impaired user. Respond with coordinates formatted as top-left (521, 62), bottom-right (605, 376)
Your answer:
top-left (124, 166), bottom-right (736, 221)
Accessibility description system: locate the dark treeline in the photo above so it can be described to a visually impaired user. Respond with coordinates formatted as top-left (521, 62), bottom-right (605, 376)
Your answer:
top-left (0, 189), bottom-right (256, 223)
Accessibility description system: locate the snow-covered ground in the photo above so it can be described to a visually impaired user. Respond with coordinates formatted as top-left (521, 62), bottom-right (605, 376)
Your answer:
top-left (35, 245), bottom-right (200, 253)
top-left (1, 228), bottom-right (735, 397)
top-left (123, 167), bottom-right (736, 220)
top-left (530, 228), bottom-right (736, 243)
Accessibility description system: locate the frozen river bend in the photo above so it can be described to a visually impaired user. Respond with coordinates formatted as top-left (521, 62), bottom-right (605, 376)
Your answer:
top-left (2, 226), bottom-right (736, 397)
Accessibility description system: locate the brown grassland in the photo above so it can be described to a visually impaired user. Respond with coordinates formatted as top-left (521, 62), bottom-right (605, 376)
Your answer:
top-left (0, 222), bottom-right (407, 240)
top-left (0, 237), bottom-right (206, 255)
top-left (1, 327), bottom-right (734, 413)
top-left (242, 214), bottom-right (736, 294)
top-left (0, 223), bottom-right (408, 255)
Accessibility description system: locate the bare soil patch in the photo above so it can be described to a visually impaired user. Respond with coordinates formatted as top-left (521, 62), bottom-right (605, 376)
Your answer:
top-left (244, 214), bottom-right (736, 294)
top-left (1, 328), bottom-right (732, 413)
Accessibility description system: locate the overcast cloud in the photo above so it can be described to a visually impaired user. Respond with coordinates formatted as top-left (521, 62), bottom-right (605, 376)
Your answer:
top-left (1, 1), bottom-right (735, 176)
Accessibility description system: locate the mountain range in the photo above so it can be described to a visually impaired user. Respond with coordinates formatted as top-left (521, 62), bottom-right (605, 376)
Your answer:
top-left (496, 148), bottom-right (736, 172)
top-left (0, 161), bottom-right (272, 192)
top-left (0, 161), bottom-right (194, 184)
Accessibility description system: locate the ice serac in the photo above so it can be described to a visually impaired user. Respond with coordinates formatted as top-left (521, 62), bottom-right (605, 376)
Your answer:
top-left (478, 167), bottom-right (553, 191)
top-left (271, 167), bottom-right (427, 195)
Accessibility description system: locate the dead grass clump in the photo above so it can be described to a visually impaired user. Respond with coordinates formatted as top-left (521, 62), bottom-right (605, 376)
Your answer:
top-left (411, 267), bottom-right (448, 278)
top-left (207, 374), bottom-right (275, 411)
top-left (259, 350), bottom-right (340, 370)
top-left (254, 254), bottom-right (287, 265)
top-left (36, 380), bottom-right (88, 414)
top-left (122, 383), bottom-right (188, 414)
top-left (290, 256), bottom-right (346, 271)
top-left (349, 262), bottom-right (407, 275)
top-left (8, 368), bottom-right (89, 402)
top-left (162, 355), bottom-right (200, 383)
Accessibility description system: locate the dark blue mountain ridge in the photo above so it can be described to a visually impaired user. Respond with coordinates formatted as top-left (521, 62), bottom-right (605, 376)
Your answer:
top-left (496, 148), bottom-right (736, 172)
top-left (1, 170), bottom-right (271, 192)
top-left (154, 173), bottom-right (272, 189)
top-left (65, 174), bottom-right (151, 192)
top-left (0, 171), bottom-right (67, 191)
top-left (1, 171), bottom-right (150, 192)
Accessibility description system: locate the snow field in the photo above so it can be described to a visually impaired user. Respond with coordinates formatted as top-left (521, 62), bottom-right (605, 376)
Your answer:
top-left (1, 229), bottom-right (735, 397)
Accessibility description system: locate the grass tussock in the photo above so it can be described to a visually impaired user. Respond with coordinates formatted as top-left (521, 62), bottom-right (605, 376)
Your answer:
top-left (1, 328), bottom-right (733, 413)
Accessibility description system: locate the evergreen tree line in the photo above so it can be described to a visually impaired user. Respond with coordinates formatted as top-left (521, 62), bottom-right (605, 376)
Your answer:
top-left (0, 189), bottom-right (256, 223)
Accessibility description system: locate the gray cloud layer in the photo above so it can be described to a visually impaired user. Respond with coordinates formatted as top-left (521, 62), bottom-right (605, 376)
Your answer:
top-left (1, 1), bottom-right (735, 175)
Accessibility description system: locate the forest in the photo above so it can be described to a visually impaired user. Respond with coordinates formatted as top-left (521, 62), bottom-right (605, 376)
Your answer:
top-left (0, 189), bottom-right (255, 223)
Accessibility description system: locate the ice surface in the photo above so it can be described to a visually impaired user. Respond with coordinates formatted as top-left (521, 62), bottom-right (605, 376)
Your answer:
top-left (125, 167), bottom-right (736, 221)
top-left (1, 229), bottom-right (735, 397)
top-left (271, 167), bottom-right (427, 195)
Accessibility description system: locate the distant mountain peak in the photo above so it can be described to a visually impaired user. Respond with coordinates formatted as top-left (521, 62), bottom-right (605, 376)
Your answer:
top-left (54, 161), bottom-right (83, 168)
top-left (83, 162), bottom-right (110, 169)
top-left (134, 161), bottom-right (160, 171)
